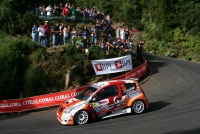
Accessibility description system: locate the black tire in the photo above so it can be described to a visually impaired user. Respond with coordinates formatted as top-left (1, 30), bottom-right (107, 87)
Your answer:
top-left (74, 110), bottom-right (90, 125)
top-left (131, 100), bottom-right (145, 114)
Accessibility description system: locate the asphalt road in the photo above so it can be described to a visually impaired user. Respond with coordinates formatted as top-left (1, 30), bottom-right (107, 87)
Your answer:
top-left (1, 54), bottom-right (200, 134)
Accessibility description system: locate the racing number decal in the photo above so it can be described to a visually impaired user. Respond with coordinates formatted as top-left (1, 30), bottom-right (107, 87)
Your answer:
top-left (120, 84), bottom-right (126, 91)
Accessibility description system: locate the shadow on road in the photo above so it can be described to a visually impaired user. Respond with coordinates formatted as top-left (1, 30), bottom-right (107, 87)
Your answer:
top-left (148, 101), bottom-right (171, 112)
top-left (143, 53), bottom-right (168, 76)
top-left (164, 127), bottom-right (200, 134)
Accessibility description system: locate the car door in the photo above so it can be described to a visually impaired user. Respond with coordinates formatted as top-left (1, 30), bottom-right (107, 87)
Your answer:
top-left (90, 84), bottom-right (119, 117)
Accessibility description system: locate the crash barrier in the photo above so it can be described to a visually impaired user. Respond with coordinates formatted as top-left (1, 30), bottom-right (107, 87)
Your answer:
top-left (0, 57), bottom-right (147, 113)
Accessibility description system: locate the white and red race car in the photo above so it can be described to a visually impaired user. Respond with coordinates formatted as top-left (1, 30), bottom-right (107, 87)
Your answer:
top-left (56, 79), bottom-right (149, 125)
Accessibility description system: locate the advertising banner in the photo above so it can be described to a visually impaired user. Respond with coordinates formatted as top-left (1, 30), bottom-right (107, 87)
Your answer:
top-left (91, 55), bottom-right (133, 75)
top-left (0, 86), bottom-right (89, 113)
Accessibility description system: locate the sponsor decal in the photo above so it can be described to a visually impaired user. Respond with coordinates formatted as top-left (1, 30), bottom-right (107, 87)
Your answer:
top-left (68, 119), bottom-right (73, 122)
top-left (94, 104), bottom-right (109, 113)
top-left (127, 90), bottom-right (141, 98)
top-left (94, 64), bottom-right (103, 71)
top-left (94, 63), bottom-right (112, 71)
top-left (91, 82), bottom-right (109, 89)
top-left (0, 103), bottom-right (22, 108)
top-left (97, 113), bottom-right (107, 117)
top-left (113, 97), bottom-right (126, 108)
top-left (98, 99), bottom-right (109, 105)
top-left (115, 60), bottom-right (131, 69)
top-left (94, 107), bottom-right (102, 112)
top-left (115, 61), bottom-right (122, 69)
top-left (124, 86), bottom-right (135, 94)
top-left (73, 104), bottom-right (84, 110)
top-left (92, 102), bottom-right (98, 107)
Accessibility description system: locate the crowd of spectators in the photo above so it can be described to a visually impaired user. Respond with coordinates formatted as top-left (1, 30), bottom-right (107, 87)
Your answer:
top-left (31, 2), bottom-right (144, 57)
top-left (29, 2), bottom-right (106, 20)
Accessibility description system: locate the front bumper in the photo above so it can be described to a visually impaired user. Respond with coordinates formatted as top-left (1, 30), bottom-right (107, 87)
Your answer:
top-left (57, 112), bottom-right (74, 125)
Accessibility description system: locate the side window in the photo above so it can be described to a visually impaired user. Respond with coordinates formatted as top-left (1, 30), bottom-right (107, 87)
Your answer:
top-left (96, 85), bottom-right (118, 100)
top-left (120, 83), bottom-right (136, 95)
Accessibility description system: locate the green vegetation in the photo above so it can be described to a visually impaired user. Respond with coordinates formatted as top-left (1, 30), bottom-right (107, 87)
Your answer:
top-left (0, 33), bottom-right (141, 99)
top-left (0, 0), bottom-right (200, 99)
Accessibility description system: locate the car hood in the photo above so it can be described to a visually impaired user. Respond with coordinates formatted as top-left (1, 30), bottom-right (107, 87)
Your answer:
top-left (62, 98), bottom-right (85, 108)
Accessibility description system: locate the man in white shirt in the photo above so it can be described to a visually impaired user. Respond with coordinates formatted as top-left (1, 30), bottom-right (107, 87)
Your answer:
top-left (38, 25), bottom-right (46, 45)
top-left (46, 4), bottom-right (53, 17)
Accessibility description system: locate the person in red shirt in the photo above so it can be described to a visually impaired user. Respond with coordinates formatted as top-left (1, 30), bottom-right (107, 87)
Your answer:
top-left (105, 39), bottom-right (114, 54)
top-left (42, 21), bottom-right (50, 47)
top-left (62, 3), bottom-right (70, 18)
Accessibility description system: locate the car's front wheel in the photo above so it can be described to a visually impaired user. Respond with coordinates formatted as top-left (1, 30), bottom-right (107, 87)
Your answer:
top-left (131, 100), bottom-right (145, 114)
top-left (74, 110), bottom-right (90, 125)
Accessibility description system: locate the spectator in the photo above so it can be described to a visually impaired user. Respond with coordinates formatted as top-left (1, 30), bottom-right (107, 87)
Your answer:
top-left (139, 40), bottom-right (145, 46)
top-left (42, 21), bottom-right (50, 47)
top-left (108, 33), bottom-right (113, 43)
top-left (105, 39), bottom-right (114, 53)
top-left (59, 23), bottom-right (64, 45)
top-left (70, 4), bottom-right (76, 18)
top-left (62, 3), bottom-right (70, 18)
top-left (75, 38), bottom-right (85, 52)
top-left (53, 4), bottom-right (59, 16)
top-left (124, 27), bottom-right (129, 40)
top-left (40, 4), bottom-right (46, 16)
top-left (38, 24), bottom-right (46, 45)
top-left (63, 25), bottom-right (69, 45)
top-left (116, 26), bottom-right (121, 39)
top-left (106, 15), bottom-right (111, 24)
top-left (95, 10), bottom-right (101, 20)
top-left (123, 39), bottom-right (133, 52)
top-left (68, 3), bottom-right (71, 9)
top-left (58, 3), bottom-right (63, 16)
top-left (120, 27), bottom-right (125, 43)
top-left (89, 8), bottom-right (95, 18)
top-left (46, 4), bottom-right (53, 18)
top-left (101, 18), bottom-right (108, 31)
top-left (95, 20), bottom-right (101, 30)
top-left (99, 37), bottom-right (106, 51)
top-left (91, 32), bottom-right (97, 46)
top-left (71, 27), bottom-right (77, 46)
top-left (82, 26), bottom-right (90, 40)
top-left (85, 39), bottom-right (91, 48)
top-left (76, 6), bottom-right (82, 16)
top-left (115, 38), bottom-right (122, 48)
top-left (137, 42), bottom-right (143, 59)
top-left (34, 5), bottom-right (39, 16)
top-left (31, 23), bottom-right (38, 43)
top-left (83, 7), bottom-right (89, 18)
top-left (52, 22), bottom-right (59, 47)
top-left (91, 25), bottom-right (98, 33)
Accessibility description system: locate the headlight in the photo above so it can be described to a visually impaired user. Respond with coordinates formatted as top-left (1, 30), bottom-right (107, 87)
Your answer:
top-left (64, 107), bottom-right (73, 113)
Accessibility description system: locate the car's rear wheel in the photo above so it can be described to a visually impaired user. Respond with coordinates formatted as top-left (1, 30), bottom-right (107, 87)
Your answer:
top-left (131, 100), bottom-right (145, 114)
top-left (74, 110), bottom-right (90, 125)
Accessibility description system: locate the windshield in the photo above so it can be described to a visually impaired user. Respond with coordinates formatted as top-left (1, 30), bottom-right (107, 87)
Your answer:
top-left (75, 86), bottom-right (98, 100)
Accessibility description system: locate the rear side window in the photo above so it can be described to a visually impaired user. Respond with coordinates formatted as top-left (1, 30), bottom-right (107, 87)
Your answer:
top-left (120, 83), bottom-right (136, 95)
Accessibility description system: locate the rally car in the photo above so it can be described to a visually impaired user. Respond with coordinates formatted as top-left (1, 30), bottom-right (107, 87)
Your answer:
top-left (56, 79), bottom-right (149, 125)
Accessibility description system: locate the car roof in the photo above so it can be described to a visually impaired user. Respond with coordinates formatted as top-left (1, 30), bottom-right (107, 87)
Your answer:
top-left (91, 79), bottom-right (136, 89)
